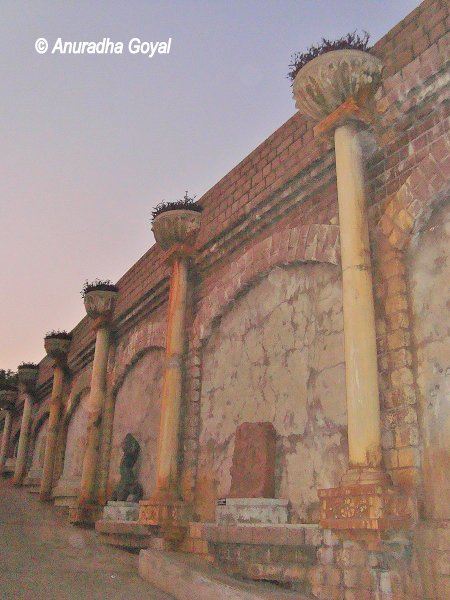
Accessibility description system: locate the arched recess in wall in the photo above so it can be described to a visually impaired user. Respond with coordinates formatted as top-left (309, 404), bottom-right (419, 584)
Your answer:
top-left (53, 387), bottom-right (90, 502)
top-left (195, 260), bottom-right (347, 523)
top-left (7, 429), bottom-right (20, 459)
top-left (108, 346), bottom-right (164, 497)
top-left (408, 196), bottom-right (450, 521)
top-left (25, 411), bottom-right (49, 482)
top-left (108, 346), bottom-right (165, 499)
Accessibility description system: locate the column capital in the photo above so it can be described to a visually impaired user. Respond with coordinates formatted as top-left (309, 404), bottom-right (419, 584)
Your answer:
top-left (292, 49), bottom-right (383, 125)
top-left (44, 332), bottom-right (72, 367)
top-left (83, 288), bottom-right (118, 329)
top-left (17, 364), bottom-right (39, 393)
top-left (152, 207), bottom-right (202, 253)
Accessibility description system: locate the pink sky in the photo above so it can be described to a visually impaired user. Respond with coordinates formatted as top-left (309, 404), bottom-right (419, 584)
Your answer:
top-left (0, 0), bottom-right (419, 370)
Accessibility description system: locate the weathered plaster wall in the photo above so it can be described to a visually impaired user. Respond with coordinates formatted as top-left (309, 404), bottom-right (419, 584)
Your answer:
top-left (196, 263), bottom-right (347, 522)
top-left (30, 418), bottom-right (48, 471)
top-left (108, 348), bottom-right (164, 499)
top-left (409, 200), bottom-right (450, 520)
top-left (61, 390), bottom-right (89, 480)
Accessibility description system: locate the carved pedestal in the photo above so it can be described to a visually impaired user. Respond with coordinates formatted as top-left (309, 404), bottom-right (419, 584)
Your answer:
top-left (319, 483), bottom-right (416, 536)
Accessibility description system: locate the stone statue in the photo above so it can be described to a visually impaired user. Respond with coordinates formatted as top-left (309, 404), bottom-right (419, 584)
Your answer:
top-left (111, 433), bottom-right (143, 502)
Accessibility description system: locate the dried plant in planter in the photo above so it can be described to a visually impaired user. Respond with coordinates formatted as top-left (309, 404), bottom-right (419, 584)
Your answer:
top-left (151, 191), bottom-right (202, 220)
top-left (0, 369), bottom-right (18, 390)
top-left (45, 330), bottom-right (72, 340)
top-left (80, 279), bottom-right (118, 299)
top-left (287, 31), bottom-right (371, 84)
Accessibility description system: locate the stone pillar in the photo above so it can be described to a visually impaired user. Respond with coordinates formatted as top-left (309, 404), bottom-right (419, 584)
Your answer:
top-left (334, 122), bottom-right (385, 482)
top-left (70, 288), bottom-right (117, 525)
top-left (0, 410), bottom-right (13, 471)
top-left (0, 390), bottom-right (16, 472)
top-left (293, 49), bottom-right (414, 532)
top-left (39, 335), bottom-right (71, 501)
top-left (13, 365), bottom-right (39, 485)
top-left (139, 207), bottom-right (201, 533)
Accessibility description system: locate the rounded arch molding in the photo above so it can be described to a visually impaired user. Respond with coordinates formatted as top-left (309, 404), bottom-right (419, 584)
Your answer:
top-left (192, 223), bottom-right (340, 350)
top-left (111, 344), bottom-right (165, 399)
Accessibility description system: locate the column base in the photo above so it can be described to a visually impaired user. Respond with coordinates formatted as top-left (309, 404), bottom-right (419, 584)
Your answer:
top-left (139, 495), bottom-right (189, 542)
top-left (318, 481), bottom-right (417, 535)
top-left (69, 503), bottom-right (104, 527)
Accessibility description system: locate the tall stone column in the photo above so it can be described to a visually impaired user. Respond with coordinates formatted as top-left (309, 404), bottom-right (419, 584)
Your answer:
top-left (13, 365), bottom-right (39, 485)
top-left (293, 49), bottom-right (414, 532)
top-left (139, 207), bottom-right (201, 534)
top-left (70, 287), bottom-right (117, 525)
top-left (39, 334), bottom-right (71, 501)
top-left (0, 390), bottom-right (16, 472)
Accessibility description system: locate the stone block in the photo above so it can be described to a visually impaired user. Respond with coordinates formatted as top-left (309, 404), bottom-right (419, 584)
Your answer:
top-left (102, 500), bottom-right (140, 522)
top-left (215, 498), bottom-right (289, 525)
top-left (229, 422), bottom-right (276, 498)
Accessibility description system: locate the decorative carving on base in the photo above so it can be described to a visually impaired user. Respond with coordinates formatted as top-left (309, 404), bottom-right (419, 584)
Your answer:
top-left (318, 483), bottom-right (417, 533)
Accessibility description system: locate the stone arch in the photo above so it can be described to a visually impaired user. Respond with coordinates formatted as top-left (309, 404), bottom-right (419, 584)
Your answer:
top-left (52, 384), bottom-right (91, 506)
top-left (407, 199), bottom-right (449, 520)
top-left (107, 345), bottom-right (165, 499)
top-left (8, 428), bottom-right (20, 459)
top-left (25, 411), bottom-right (49, 484)
top-left (181, 224), bottom-right (341, 502)
top-left (373, 146), bottom-right (449, 497)
top-left (192, 224), bottom-right (340, 349)
top-left (111, 344), bottom-right (164, 400)
top-left (192, 258), bottom-right (347, 522)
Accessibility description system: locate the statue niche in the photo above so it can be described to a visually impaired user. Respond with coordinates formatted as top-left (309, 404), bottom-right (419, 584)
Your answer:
top-left (111, 433), bottom-right (143, 502)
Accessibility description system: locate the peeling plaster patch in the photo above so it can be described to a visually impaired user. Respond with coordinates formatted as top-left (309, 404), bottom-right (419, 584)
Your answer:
top-left (197, 263), bottom-right (347, 522)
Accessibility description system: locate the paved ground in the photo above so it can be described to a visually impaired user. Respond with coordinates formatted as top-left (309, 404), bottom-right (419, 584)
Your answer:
top-left (0, 479), bottom-right (174, 600)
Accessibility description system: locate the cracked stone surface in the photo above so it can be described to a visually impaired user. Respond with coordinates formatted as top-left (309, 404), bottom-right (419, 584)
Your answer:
top-left (197, 263), bottom-right (347, 522)
top-left (0, 479), bottom-right (173, 599)
top-left (409, 201), bottom-right (450, 521)
top-left (109, 349), bottom-right (164, 499)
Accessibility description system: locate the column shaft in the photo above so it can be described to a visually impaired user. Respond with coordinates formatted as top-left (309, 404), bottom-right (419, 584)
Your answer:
top-left (13, 394), bottom-right (33, 484)
top-left (79, 325), bottom-right (110, 504)
top-left (334, 123), bottom-right (382, 471)
top-left (154, 255), bottom-right (188, 498)
top-left (39, 365), bottom-right (64, 500)
top-left (0, 410), bottom-right (13, 471)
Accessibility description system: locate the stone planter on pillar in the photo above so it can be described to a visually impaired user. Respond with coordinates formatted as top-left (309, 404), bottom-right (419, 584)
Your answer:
top-left (139, 206), bottom-right (202, 540)
top-left (13, 364), bottom-right (39, 485)
top-left (69, 285), bottom-right (118, 525)
top-left (39, 333), bottom-right (71, 501)
top-left (0, 389), bottom-right (17, 474)
top-left (292, 49), bottom-right (415, 533)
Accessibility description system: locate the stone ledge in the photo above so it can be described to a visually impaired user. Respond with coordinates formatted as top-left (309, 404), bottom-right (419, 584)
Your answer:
top-left (139, 548), bottom-right (313, 600)
top-left (189, 522), bottom-right (322, 546)
top-left (96, 519), bottom-right (154, 536)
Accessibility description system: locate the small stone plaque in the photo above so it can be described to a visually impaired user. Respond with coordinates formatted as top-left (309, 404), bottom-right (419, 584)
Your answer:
top-left (229, 422), bottom-right (276, 498)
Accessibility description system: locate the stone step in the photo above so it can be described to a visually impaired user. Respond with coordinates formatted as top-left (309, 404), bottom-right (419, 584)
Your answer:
top-left (139, 548), bottom-right (313, 600)
top-left (95, 518), bottom-right (157, 550)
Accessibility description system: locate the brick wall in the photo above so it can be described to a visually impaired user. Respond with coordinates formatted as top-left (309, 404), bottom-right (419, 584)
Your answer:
top-left (20, 1), bottom-right (449, 597)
